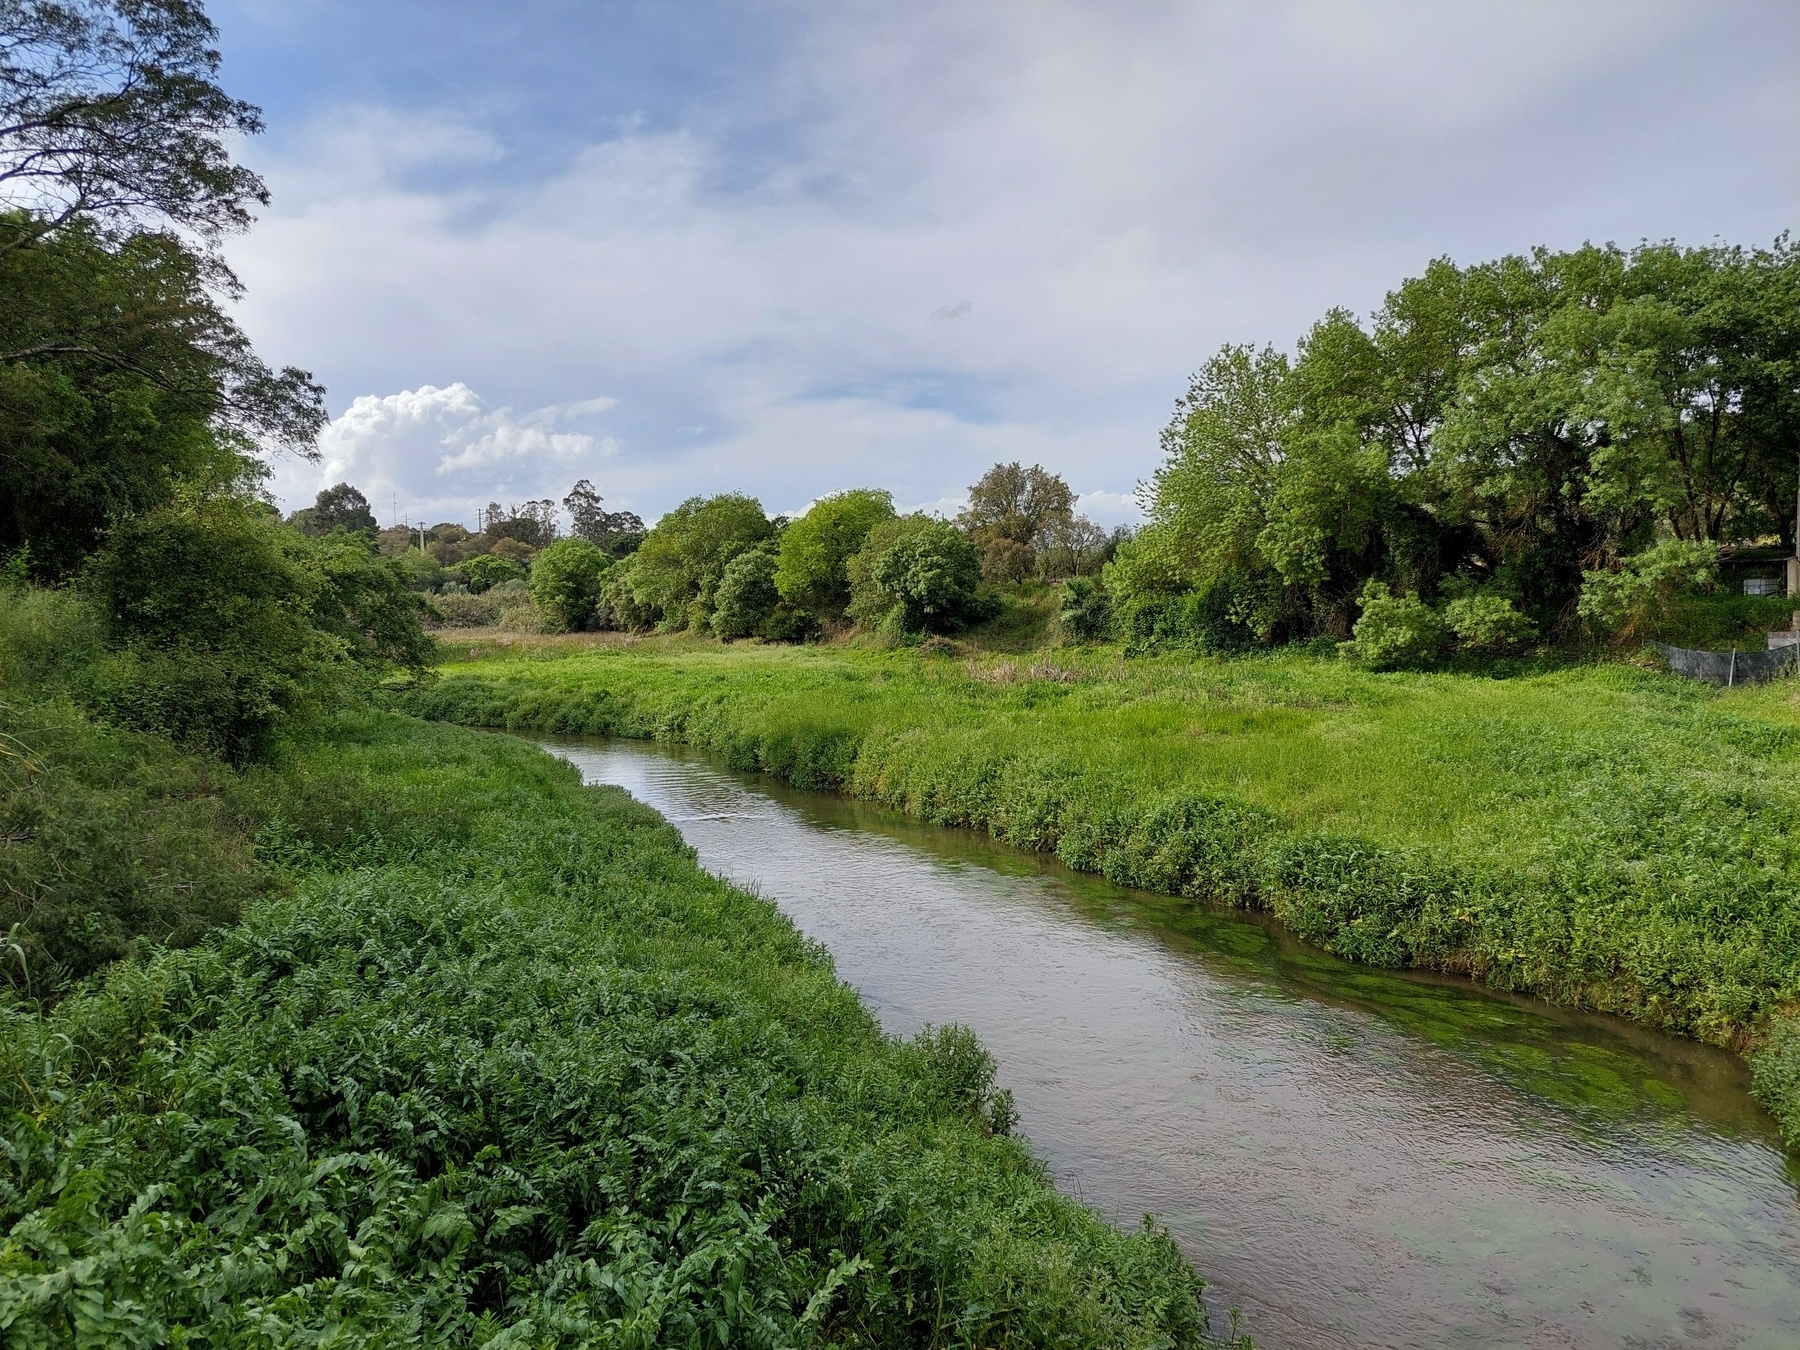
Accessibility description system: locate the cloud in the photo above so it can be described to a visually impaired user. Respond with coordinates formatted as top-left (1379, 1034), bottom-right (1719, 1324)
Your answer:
top-left (222, 1), bottom-right (1797, 526)
top-left (268, 383), bottom-right (623, 528)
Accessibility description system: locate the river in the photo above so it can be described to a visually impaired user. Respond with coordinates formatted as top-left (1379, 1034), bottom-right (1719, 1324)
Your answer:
top-left (542, 736), bottom-right (1800, 1349)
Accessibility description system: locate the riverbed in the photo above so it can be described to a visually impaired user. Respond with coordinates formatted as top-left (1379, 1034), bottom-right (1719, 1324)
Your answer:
top-left (543, 736), bottom-right (1800, 1349)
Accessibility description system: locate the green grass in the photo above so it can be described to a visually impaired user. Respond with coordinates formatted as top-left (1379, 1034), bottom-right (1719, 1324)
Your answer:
top-left (0, 709), bottom-right (1221, 1347)
top-left (406, 636), bottom-right (1800, 1146)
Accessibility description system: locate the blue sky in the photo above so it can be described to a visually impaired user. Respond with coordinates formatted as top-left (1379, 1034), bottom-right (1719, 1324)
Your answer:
top-left (210, 0), bottom-right (1800, 531)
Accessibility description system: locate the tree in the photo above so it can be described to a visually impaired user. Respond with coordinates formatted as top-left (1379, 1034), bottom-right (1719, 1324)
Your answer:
top-left (774, 488), bottom-right (894, 619)
top-left (528, 536), bottom-right (610, 631)
top-left (1147, 344), bottom-right (1296, 583)
top-left (563, 478), bottom-right (645, 552)
top-left (1, 0), bottom-right (267, 252)
top-left (712, 544), bottom-right (780, 639)
top-left (958, 462), bottom-right (1075, 581)
top-left (289, 481), bottom-right (374, 536)
top-left (867, 519), bottom-right (984, 634)
top-left (629, 493), bottom-right (773, 630)
top-left (483, 498), bottom-right (557, 548)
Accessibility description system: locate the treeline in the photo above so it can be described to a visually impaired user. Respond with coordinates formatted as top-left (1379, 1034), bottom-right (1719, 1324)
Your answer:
top-left (323, 461), bottom-right (1125, 640)
top-left (1099, 240), bottom-right (1800, 664)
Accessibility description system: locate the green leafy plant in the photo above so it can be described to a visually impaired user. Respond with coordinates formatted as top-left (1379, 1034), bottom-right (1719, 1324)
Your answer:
top-left (1344, 581), bottom-right (1446, 668)
top-left (527, 536), bottom-right (611, 630)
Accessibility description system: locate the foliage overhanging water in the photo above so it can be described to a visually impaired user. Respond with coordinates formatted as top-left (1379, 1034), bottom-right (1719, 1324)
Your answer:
top-left (544, 736), bottom-right (1800, 1350)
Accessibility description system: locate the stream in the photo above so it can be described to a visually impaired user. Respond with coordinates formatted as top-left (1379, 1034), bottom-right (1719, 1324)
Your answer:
top-left (542, 736), bottom-right (1800, 1349)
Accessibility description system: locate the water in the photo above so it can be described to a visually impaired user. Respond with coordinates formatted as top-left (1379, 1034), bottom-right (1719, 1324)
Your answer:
top-left (542, 736), bottom-right (1800, 1349)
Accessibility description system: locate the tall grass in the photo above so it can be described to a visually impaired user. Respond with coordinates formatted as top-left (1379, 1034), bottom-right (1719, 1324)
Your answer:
top-left (408, 638), bottom-right (1800, 1146)
top-left (0, 710), bottom-right (1223, 1347)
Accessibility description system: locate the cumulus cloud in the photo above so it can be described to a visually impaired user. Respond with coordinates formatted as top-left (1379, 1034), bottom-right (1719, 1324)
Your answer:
top-left (268, 383), bottom-right (624, 529)
top-left (224, 1), bottom-right (1796, 524)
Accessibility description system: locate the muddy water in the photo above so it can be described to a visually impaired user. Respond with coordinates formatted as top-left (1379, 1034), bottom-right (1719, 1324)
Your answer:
top-left (543, 736), bottom-right (1800, 1349)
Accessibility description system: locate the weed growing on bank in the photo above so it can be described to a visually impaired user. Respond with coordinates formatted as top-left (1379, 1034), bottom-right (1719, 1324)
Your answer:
top-left (0, 709), bottom-right (1223, 1346)
top-left (409, 639), bottom-right (1800, 1147)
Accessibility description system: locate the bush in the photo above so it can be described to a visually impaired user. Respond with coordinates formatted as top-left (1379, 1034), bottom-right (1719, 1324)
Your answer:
top-left (1444, 593), bottom-right (1536, 652)
top-left (528, 536), bottom-right (611, 631)
top-left (866, 520), bottom-right (985, 634)
top-left (1578, 538), bottom-right (1719, 640)
top-left (1116, 577), bottom-right (1256, 655)
top-left (596, 553), bottom-right (659, 631)
top-left (712, 544), bottom-right (782, 638)
top-left (428, 590), bottom-right (501, 627)
top-left (1056, 576), bottom-right (1114, 642)
top-left (1345, 581), bottom-right (1445, 669)
top-left (448, 553), bottom-right (527, 594)
top-left (630, 493), bottom-right (774, 629)
top-left (81, 501), bottom-right (339, 759)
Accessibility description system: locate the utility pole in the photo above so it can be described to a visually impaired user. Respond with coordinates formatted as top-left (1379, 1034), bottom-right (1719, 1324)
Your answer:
top-left (1785, 475), bottom-right (1800, 601)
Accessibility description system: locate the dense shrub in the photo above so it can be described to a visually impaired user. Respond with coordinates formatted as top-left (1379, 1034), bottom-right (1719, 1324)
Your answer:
top-left (1578, 538), bottom-right (1720, 640)
top-left (1444, 593), bottom-right (1536, 652)
top-left (527, 536), bottom-right (611, 630)
top-left (80, 502), bottom-right (430, 760)
top-left (867, 520), bottom-right (985, 634)
top-left (448, 553), bottom-right (527, 593)
top-left (630, 493), bottom-right (774, 630)
top-left (1344, 581), bottom-right (1446, 668)
top-left (427, 589), bottom-right (501, 627)
top-left (596, 552), bottom-right (660, 631)
top-left (1117, 577), bottom-right (1256, 655)
top-left (81, 501), bottom-right (339, 759)
top-left (1056, 576), bottom-right (1114, 642)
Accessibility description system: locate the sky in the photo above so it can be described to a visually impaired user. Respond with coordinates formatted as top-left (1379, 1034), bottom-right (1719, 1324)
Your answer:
top-left (209, 0), bottom-right (1800, 532)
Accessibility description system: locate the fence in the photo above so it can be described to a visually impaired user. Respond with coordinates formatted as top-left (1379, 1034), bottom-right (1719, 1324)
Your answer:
top-left (1654, 642), bottom-right (1799, 686)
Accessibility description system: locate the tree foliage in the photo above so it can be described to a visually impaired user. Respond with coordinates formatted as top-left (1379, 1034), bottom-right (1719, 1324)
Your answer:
top-left (1126, 238), bottom-right (1800, 648)
top-left (80, 496), bottom-right (430, 759)
top-left (630, 493), bottom-right (773, 630)
top-left (0, 215), bottom-right (325, 574)
top-left (712, 542), bottom-right (781, 639)
top-left (288, 480), bottom-right (374, 536)
top-left (527, 535), bottom-right (610, 631)
top-left (866, 519), bottom-right (985, 634)
top-left (958, 462), bottom-right (1076, 582)
top-left (0, 0), bottom-right (267, 249)
top-left (775, 487), bottom-right (894, 618)
top-left (562, 477), bottom-right (645, 555)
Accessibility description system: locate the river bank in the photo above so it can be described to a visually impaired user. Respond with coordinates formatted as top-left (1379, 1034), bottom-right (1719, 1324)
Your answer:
top-left (544, 733), bottom-right (1800, 1348)
top-left (0, 705), bottom-right (1220, 1346)
top-left (408, 635), bottom-right (1800, 1146)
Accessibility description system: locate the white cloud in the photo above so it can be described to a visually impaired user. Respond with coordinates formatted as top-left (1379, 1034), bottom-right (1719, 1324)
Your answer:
top-left (227, 1), bottom-right (1796, 526)
top-left (269, 382), bottom-right (623, 528)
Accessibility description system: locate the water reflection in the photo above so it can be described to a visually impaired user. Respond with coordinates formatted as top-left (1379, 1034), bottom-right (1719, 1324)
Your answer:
top-left (543, 736), bottom-right (1800, 1350)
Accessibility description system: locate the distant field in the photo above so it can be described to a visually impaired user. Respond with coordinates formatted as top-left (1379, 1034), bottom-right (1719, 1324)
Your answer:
top-left (412, 636), bottom-right (1800, 1144)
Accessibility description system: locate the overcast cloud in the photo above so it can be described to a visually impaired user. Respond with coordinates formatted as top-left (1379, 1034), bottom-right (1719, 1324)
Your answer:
top-left (220, 0), bottom-right (1798, 531)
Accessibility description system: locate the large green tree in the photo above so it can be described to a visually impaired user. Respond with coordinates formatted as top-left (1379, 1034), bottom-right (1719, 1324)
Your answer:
top-left (1134, 238), bottom-right (1800, 643)
top-left (1, 0), bottom-right (266, 250)
top-left (630, 493), bottom-right (774, 630)
top-left (774, 487), bottom-right (893, 619)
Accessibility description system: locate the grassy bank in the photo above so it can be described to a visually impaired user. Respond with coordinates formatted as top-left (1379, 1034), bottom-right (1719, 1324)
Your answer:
top-left (408, 636), bottom-right (1800, 1146)
top-left (0, 695), bottom-right (1221, 1345)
